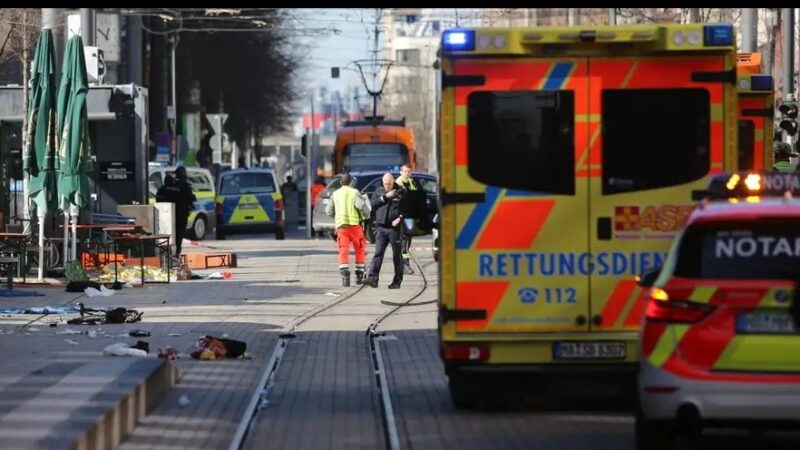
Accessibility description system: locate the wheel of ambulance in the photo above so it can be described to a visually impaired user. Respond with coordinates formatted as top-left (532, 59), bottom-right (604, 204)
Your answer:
top-left (447, 372), bottom-right (476, 409)
top-left (634, 404), bottom-right (671, 450)
top-left (190, 216), bottom-right (207, 241)
top-left (275, 226), bottom-right (285, 240)
top-left (365, 221), bottom-right (376, 244)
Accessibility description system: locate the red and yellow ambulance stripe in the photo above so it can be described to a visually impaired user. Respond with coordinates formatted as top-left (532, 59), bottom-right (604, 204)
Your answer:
top-left (642, 281), bottom-right (800, 382)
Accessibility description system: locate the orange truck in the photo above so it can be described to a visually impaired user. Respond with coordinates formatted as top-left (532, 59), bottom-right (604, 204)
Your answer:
top-left (333, 117), bottom-right (416, 174)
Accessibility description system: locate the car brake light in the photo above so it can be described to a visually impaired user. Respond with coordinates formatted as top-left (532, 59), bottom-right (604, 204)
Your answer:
top-left (644, 288), bottom-right (715, 324)
top-left (440, 344), bottom-right (490, 362)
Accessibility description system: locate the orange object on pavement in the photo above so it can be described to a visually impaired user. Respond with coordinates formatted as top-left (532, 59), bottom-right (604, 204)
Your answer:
top-left (337, 224), bottom-right (366, 267)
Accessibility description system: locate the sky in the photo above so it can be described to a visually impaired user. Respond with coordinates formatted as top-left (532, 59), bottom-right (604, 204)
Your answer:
top-left (290, 9), bottom-right (384, 96)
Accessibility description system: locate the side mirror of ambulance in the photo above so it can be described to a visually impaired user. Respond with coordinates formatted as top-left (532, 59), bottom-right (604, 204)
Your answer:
top-left (636, 267), bottom-right (662, 288)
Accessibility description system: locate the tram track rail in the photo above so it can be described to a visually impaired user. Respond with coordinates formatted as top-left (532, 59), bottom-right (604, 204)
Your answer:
top-left (229, 253), bottom-right (435, 450)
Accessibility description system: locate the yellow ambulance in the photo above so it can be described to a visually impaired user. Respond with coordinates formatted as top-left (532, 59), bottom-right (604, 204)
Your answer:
top-left (437, 23), bottom-right (739, 406)
top-left (736, 52), bottom-right (775, 171)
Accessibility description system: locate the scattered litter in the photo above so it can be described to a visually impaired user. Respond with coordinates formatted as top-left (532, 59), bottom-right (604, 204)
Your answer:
top-left (64, 339), bottom-right (79, 345)
top-left (123, 282), bottom-right (134, 289)
top-left (206, 271), bottom-right (233, 280)
top-left (66, 280), bottom-right (100, 293)
top-left (27, 327), bottom-right (40, 332)
top-left (131, 340), bottom-right (150, 353)
top-left (0, 306), bottom-right (80, 315)
top-left (103, 343), bottom-right (147, 357)
top-left (178, 394), bottom-right (191, 407)
top-left (167, 333), bottom-right (182, 337)
top-left (56, 328), bottom-right (82, 335)
top-left (87, 331), bottom-right (98, 339)
top-left (158, 346), bottom-right (178, 360)
top-left (324, 292), bottom-right (338, 297)
top-left (85, 286), bottom-right (115, 297)
top-left (128, 329), bottom-right (151, 337)
top-left (0, 290), bottom-right (45, 297)
top-left (190, 336), bottom-right (247, 360)
top-left (67, 304), bottom-right (143, 325)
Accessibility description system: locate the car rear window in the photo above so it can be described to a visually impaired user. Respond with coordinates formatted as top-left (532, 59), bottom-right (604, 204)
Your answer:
top-left (187, 171), bottom-right (213, 192)
top-left (220, 172), bottom-right (276, 195)
top-left (675, 221), bottom-right (800, 279)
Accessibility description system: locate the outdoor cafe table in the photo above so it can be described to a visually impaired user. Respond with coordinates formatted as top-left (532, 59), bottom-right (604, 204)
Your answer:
top-left (109, 234), bottom-right (172, 285)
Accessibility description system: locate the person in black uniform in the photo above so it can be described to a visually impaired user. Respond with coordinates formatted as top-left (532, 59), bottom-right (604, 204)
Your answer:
top-left (156, 166), bottom-right (196, 257)
top-left (363, 173), bottom-right (405, 289)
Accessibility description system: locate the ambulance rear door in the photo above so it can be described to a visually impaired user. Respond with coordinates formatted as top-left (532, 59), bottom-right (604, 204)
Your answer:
top-left (446, 58), bottom-right (592, 335)
top-left (587, 55), bottom-right (732, 333)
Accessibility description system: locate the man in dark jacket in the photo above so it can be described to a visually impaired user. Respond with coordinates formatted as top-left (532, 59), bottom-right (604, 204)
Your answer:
top-left (156, 166), bottom-right (196, 256)
top-left (363, 172), bottom-right (405, 289)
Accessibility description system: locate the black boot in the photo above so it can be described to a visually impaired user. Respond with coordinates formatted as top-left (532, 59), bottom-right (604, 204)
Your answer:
top-left (340, 269), bottom-right (351, 287)
top-left (355, 270), bottom-right (365, 285)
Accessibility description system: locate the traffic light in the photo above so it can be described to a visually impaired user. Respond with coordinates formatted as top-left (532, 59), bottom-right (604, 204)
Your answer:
top-left (779, 101), bottom-right (798, 136)
top-left (301, 134), bottom-right (307, 157)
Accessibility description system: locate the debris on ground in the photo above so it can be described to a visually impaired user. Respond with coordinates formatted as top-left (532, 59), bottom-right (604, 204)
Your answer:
top-left (103, 343), bottom-right (147, 357)
top-left (178, 394), bottom-right (191, 407)
top-left (206, 271), bottom-right (233, 280)
top-left (0, 290), bottom-right (45, 297)
top-left (158, 346), bottom-right (178, 361)
top-left (85, 285), bottom-right (116, 297)
top-left (64, 339), bottom-right (79, 346)
top-left (0, 306), bottom-right (80, 315)
top-left (190, 335), bottom-right (247, 360)
top-left (128, 329), bottom-right (150, 337)
top-left (66, 304), bottom-right (143, 325)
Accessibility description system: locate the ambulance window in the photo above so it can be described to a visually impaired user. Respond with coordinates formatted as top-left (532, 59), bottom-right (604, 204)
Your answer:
top-left (602, 89), bottom-right (710, 194)
top-left (738, 120), bottom-right (755, 170)
top-left (675, 223), bottom-right (800, 279)
top-left (467, 91), bottom-right (575, 194)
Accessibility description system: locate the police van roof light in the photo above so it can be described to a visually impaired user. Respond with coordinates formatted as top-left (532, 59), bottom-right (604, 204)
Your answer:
top-left (703, 25), bottom-right (733, 46)
top-left (443, 30), bottom-right (475, 51)
top-left (750, 75), bottom-right (773, 91)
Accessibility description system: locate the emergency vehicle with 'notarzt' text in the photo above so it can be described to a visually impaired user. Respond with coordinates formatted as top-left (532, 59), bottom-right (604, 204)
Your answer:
top-left (436, 23), bottom-right (740, 407)
top-left (636, 171), bottom-right (800, 449)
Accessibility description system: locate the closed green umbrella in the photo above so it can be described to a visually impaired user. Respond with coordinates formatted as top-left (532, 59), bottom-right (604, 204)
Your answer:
top-left (22, 29), bottom-right (57, 280)
top-left (56, 35), bottom-right (92, 262)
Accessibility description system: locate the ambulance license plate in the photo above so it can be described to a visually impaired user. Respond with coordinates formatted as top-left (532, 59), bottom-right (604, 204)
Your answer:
top-left (736, 311), bottom-right (798, 334)
top-left (238, 204), bottom-right (258, 210)
top-left (553, 342), bottom-right (626, 360)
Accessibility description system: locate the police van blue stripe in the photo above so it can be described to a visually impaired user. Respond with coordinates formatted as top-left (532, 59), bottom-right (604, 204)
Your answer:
top-left (456, 186), bottom-right (502, 249)
top-left (543, 62), bottom-right (574, 90)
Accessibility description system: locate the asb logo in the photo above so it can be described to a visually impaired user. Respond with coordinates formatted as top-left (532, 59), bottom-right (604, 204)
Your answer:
top-left (614, 205), bottom-right (694, 232)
